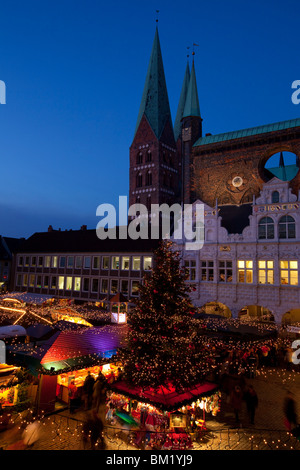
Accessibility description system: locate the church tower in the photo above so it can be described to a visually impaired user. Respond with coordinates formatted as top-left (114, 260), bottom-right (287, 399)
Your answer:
top-left (129, 27), bottom-right (180, 211)
top-left (175, 59), bottom-right (202, 204)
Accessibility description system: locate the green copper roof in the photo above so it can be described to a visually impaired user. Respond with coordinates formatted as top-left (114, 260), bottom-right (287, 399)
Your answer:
top-left (183, 60), bottom-right (201, 119)
top-left (134, 27), bottom-right (173, 140)
top-left (174, 62), bottom-right (190, 141)
top-left (194, 117), bottom-right (300, 147)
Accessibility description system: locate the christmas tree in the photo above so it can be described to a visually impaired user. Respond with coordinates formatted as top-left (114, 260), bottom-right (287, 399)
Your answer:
top-left (120, 240), bottom-right (209, 392)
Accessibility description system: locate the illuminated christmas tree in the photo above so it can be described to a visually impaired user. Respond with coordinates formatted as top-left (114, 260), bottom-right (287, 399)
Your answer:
top-left (120, 240), bottom-right (208, 391)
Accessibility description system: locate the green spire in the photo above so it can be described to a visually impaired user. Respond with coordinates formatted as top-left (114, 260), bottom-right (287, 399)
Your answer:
top-left (174, 62), bottom-right (190, 141)
top-left (183, 60), bottom-right (201, 118)
top-left (134, 27), bottom-right (173, 139)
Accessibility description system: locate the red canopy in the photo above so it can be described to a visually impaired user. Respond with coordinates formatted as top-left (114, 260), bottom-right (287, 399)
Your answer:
top-left (110, 380), bottom-right (218, 411)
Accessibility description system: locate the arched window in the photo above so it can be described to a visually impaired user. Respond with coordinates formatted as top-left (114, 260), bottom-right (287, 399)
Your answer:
top-left (146, 170), bottom-right (152, 186)
top-left (146, 195), bottom-right (151, 212)
top-left (163, 171), bottom-right (168, 187)
top-left (258, 217), bottom-right (274, 239)
top-left (136, 173), bottom-right (143, 188)
top-left (146, 150), bottom-right (152, 162)
top-left (136, 152), bottom-right (143, 165)
top-left (279, 215), bottom-right (296, 239)
top-left (272, 191), bottom-right (280, 203)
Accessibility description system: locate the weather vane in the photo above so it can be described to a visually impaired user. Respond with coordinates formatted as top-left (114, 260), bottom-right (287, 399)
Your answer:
top-left (187, 46), bottom-right (190, 59)
top-left (192, 43), bottom-right (199, 56)
top-left (156, 10), bottom-right (159, 23)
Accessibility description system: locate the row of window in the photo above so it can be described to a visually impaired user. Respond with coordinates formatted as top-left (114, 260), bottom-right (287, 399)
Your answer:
top-left (184, 259), bottom-right (299, 286)
top-left (18, 255), bottom-right (153, 271)
top-left (258, 215), bottom-right (296, 239)
top-left (136, 171), bottom-right (174, 189)
top-left (135, 150), bottom-right (175, 166)
top-left (16, 274), bottom-right (141, 296)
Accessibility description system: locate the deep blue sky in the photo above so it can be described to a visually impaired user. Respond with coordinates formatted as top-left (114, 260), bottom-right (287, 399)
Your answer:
top-left (0, 0), bottom-right (299, 238)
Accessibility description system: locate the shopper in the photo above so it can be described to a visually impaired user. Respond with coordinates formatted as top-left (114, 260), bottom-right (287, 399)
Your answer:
top-left (244, 385), bottom-right (258, 425)
top-left (83, 371), bottom-right (95, 410)
top-left (230, 385), bottom-right (243, 425)
top-left (68, 380), bottom-right (78, 414)
top-left (283, 390), bottom-right (298, 432)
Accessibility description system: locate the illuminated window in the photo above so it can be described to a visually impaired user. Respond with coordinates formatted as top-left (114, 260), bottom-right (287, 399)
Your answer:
top-left (101, 279), bottom-right (108, 293)
top-left (52, 256), bottom-right (58, 268)
top-left (238, 260), bottom-right (253, 283)
top-left (102, 256), bottom-right (109, 269)
top-left (74, 277), bottom-right (81, 291)
top-left (200, 261), bottom-right (213, 281)
top-left (258, 260), bottom-right (274, 284)
top-left (45, 256), bottom-right (51, 268)
top-left (112, 256), bottom-right (119, 270)
top-left (110, 279), bottom-right (118, 294)
top-left (121, 256), bottom-right (130, 270)
top-left (131, 280), bottom-right (140, 296)
top-left (132, 256), bottom-right (141, 271)
top-left (185, 260), bottom-right (197, 281)
top-left (219, 260), bottom-right (232, 282)
top-left (58, 276), bottom-right (64, 290)
top-left (258, 217), bottom-right (274, 239)
top-left (278, 215), bottom-right (296, 239)
top-left (143, 256), bottom-right (152, 271)
top-left (25, 257), bottom-right (29, 267)
top-left (29, 275), bottom-right (35, 287)
top-left (23, 274), bottom-right (28, 287)
top-left (280, 260), bottom-right (298, 285)
top-left (66, 277), bottom-right (72, 290)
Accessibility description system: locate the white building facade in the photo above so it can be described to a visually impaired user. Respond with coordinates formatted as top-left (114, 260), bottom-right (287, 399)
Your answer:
top-left (173, 178), bottom-right (300, 324)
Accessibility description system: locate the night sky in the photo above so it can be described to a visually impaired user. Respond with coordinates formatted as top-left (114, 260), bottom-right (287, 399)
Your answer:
top-left (0, 0), bottom-right (299, 238)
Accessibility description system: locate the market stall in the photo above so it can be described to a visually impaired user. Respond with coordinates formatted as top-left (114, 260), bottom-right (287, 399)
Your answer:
top-left (106, 380), bottom-right (220, 450)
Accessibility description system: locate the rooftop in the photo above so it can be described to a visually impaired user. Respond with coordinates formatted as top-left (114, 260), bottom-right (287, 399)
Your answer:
top-left (194, 117), bottom-right (300, 147)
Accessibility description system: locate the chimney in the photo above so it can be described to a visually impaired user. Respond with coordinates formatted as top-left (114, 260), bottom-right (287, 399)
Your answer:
top-left (48, 225), bottom-right (53, 232)
top-left (81, 225), bottom-right (87, 231)
top-left (205, 133), bottom-right (212, 136)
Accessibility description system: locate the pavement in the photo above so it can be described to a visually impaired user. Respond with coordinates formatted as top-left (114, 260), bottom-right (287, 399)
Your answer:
top-left (1, 366), bottom-right (300, 451)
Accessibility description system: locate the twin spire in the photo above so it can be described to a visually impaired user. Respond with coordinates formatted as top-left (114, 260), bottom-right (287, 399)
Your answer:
top-left (134, 27), bottom-right (201, 142)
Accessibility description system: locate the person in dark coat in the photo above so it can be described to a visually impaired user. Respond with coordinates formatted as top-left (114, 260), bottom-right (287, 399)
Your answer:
top-left (82, 410), bottom-right (104, 450)
top-left (283, 391), bottom-right (298, 431)
top-left (244, 385), bottom-right (258, 425)
top-left (230, 385), bottom-right (243, 425)
top-left (83, 371), bottom-right (95, 410)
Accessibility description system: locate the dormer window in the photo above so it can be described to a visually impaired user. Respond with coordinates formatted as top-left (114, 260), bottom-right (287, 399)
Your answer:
top-left (271, 191), bottom-right (280, 203)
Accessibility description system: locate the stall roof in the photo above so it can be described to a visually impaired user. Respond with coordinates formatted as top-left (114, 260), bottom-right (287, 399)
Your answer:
top-left (7, 324), bottom-right (128, 375)
top-left (1, 292), bottom-right (54, 305)
top-left (110, 380), bottom-right (218, 411)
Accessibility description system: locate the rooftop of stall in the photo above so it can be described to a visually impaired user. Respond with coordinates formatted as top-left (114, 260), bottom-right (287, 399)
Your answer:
top-left (6, 324), bottom-right (128, 376)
